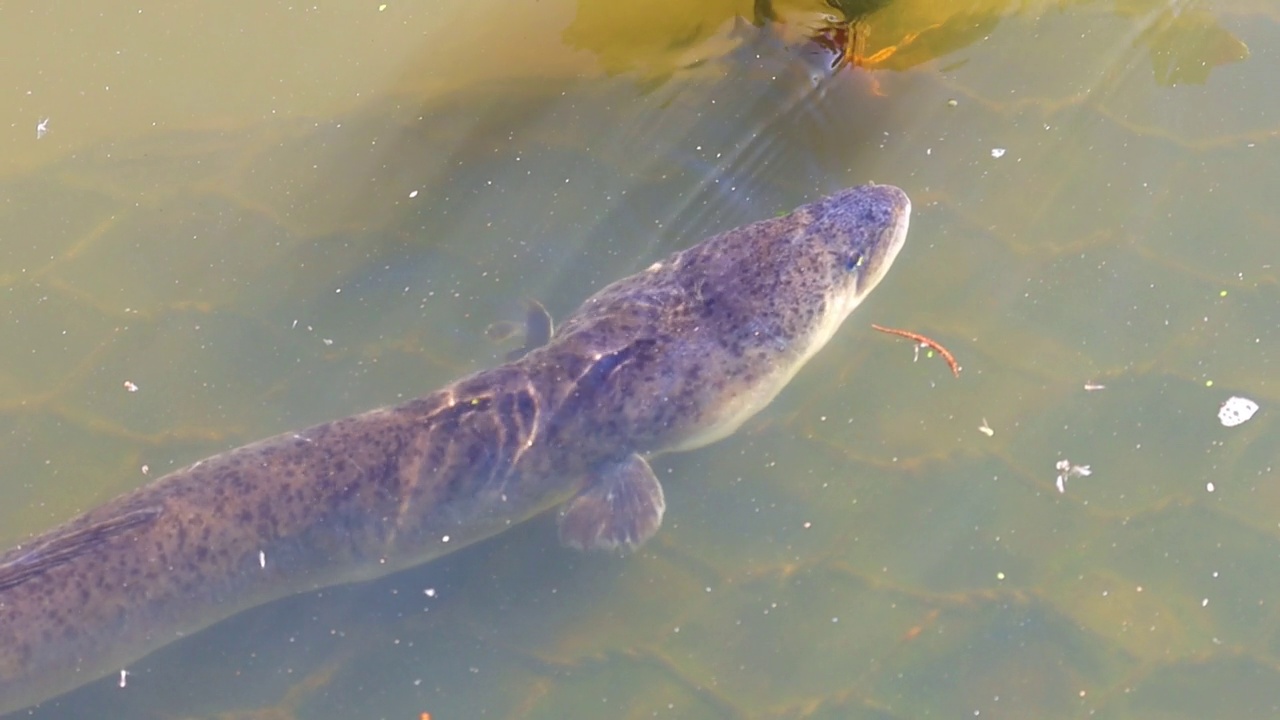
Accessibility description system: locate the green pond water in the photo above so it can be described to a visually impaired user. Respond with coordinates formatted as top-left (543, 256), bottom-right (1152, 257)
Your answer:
top-left (1, 0), bottom-right (1276, 717)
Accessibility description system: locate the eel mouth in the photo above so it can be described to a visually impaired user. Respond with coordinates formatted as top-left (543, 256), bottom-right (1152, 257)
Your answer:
top-left (849, 183), bottom-right (911, 302)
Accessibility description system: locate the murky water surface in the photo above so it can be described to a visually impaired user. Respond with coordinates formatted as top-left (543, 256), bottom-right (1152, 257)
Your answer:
top-left (2, 0), bottom-right (1277, 717)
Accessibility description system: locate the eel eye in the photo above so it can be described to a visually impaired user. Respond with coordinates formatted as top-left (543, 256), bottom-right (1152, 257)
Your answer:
top-left (845, 252), bottom-right (865, 271)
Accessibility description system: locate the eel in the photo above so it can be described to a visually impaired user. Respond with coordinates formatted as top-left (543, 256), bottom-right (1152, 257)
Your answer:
top-left (0, 183), bottom-right (910, 715)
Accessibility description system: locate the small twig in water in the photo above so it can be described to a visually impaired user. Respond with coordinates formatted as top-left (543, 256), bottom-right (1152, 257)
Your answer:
top-left (871, 324), bottom-right (960, 377)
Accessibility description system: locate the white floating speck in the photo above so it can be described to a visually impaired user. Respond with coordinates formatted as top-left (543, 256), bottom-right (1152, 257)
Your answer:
top-left (123, 380), bottom-right (139, 392)
top-left (1206, 482), bottom-right (1215, 493)
top-left (991, 148), bottom-right (1006, 158)
top-left (37, 117), bottom-right (50, 140)
top-left (1218, 396), bottom-right (1258, 427)
top-left (1055, 459), bottom-right (1091, 493)
top-left (978, 418), bottom-right (994, 437)
top-left (119, 669), bottom-right (128, 688)
top-left (259, 550), bottom-right (267, 568)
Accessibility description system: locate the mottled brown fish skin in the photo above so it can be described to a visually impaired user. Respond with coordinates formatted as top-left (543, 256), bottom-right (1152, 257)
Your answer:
top-left (0, 184), bottom-right (909, 715)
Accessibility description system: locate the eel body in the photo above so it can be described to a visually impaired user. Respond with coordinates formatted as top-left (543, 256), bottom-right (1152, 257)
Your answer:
top-left (0, 184), bottom-right (910, 714)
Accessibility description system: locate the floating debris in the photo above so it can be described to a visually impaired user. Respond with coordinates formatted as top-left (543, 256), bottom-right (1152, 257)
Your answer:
top-left (978, 418), bottom-right (994, 437)
top-left (1217, 396), bottom-right (1258, 427)
top-left (991, 147), bottom-right (1006, 158)
top-left (1083, 382), bottom-right (1106, 392)
top-left (871, 324), bottom-right (961, 377)
top-left (123, 380), bottom-right (139, 393)
top-left (1055, 459), bottom-right (1092, 494)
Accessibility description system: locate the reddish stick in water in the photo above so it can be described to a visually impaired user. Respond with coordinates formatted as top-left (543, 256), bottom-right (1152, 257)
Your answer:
top-left (871, 324), bottom-right (961, 378)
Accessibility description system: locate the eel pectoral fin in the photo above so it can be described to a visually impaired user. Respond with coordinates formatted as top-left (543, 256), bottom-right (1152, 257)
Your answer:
top-left (504, 299), bottom-right (554, 361)
top-left (557, 453), bottom-right (666, 552)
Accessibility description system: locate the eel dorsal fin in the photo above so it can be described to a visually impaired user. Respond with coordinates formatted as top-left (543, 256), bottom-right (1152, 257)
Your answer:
top-left (0, 506), bottom-right (163, 591)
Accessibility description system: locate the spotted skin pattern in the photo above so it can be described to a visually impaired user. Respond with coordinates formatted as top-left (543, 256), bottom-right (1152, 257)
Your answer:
top-left (0, 184), bottom-right (909, 715)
